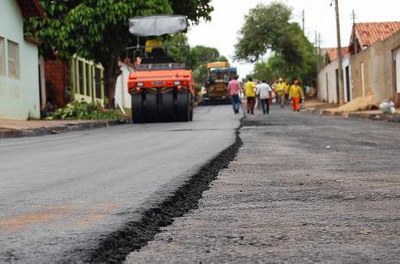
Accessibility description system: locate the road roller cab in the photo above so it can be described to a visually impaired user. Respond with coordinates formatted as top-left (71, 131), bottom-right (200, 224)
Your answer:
top-left (127, 15), bottom-right (194, 123)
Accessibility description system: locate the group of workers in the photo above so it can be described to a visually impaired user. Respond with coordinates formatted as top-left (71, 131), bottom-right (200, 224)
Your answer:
top-left (273, 77), bottom-right (305, 111)
top-left (227, 76), bottom-right (305, 115)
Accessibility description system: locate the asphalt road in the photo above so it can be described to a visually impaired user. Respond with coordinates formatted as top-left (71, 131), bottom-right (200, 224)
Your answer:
top-left (2, 103), bottom-right (400, 263)
top-left (0, 105), bottom-right (240, 264)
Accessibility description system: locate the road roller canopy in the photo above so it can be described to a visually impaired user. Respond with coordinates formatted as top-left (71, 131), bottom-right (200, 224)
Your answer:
top-left (129, 15), bottom-right (188, 37)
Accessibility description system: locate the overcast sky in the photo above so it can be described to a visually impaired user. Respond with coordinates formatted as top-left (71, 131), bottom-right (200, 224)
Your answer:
top-left (187, 0), bottom-right (400, 78)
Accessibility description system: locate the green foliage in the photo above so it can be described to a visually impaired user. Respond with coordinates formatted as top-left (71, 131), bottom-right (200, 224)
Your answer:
top-left (47, 101), bottom-right (126, 121)
top-left (25, 0), bottom-right (173, 61)
top-left (164, 34), bottom-right (191, 65)
top-left (24, 0), bottom-right (214, 104)
top-left (170, 0), bottom-right (213, 24)
top-left (190, 45), bottom-right (220, 69)
top-left (253, 60), bottom-right (273, 82)
top-left (234, 2), bottom-right (292, 63)
top-left (234, 2), bottom-right (318, 85)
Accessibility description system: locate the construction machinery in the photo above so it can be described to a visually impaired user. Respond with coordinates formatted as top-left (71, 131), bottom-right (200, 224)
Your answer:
top-left (202, 61), bottom-right (237, 104)
top-left (127, 15), bottom-right (194, 123)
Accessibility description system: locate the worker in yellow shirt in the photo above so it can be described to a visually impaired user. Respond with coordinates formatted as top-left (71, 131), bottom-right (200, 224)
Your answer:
top-left (244, 77), bottom-right (257, 114)
top-left (274, 77), bottom-right (287, 107)
top-left (145, 37), bottom-right (164, 55)
top-left (289, 79), bottom-right (305, 112)
top-left (283, 79), bottom-right (290, 105)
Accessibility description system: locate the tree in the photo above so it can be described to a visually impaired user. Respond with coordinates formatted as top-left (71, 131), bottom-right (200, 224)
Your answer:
top-left (234, 2), bottom-right (291, 63)
top-left (164, 33), bottom-right (191, 66)
top-left (25, 0), bottom-right (213, 106)
top-left (170, 0), bottom-right (214, 24)
top-left (234, 2), bottom-right (317, 85)
top-left (253, 60), bottom-right (273, 82)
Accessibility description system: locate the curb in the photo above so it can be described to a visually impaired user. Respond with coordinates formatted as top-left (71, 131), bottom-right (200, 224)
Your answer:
top-left (0, 120), bottom-right (123, 138)
top-left (306, 108), bottom-right (400, 123)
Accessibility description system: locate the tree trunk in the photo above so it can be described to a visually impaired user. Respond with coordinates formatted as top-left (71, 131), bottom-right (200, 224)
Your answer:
top-left (104, 59), bottom-right (121, 108)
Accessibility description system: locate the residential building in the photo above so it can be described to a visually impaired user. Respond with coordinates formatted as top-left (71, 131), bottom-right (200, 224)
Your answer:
top-left (349, 22), bottom-right (400, 105)
top-left (0, 0), bottom-right (44, 120)
top-left (317, 21), bottom-right (400, 106)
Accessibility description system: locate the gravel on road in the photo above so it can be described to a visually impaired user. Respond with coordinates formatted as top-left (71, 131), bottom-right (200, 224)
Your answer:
top-left (125, 108), bottom-right (400, 264)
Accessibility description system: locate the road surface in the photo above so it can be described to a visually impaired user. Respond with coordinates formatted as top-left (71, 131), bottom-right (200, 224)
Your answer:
top-left (0, 105), bottom-right (240, 263)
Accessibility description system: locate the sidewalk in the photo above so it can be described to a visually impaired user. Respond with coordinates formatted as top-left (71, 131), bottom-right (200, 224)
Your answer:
top-left (303, 99), bottom-right (400, 122)
top-left (0, 119), bottom-right (121, 138)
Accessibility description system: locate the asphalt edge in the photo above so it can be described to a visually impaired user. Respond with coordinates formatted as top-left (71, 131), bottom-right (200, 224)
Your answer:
top-left (62, 125), bottom-right (244, 264)
top-left (0, 120), bottom-right (123, 138)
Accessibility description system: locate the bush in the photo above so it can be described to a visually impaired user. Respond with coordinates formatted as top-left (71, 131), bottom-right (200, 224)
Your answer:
top-left (47, 101), bottom-right (126, 121)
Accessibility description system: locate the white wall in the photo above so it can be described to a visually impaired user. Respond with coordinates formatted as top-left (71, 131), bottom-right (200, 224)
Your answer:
top-left (0, 0), bottom-right (41, 120)
top-left (317, 56), bottom-right (351, 104)
top-left (114, 63), bottom-right (133, 109)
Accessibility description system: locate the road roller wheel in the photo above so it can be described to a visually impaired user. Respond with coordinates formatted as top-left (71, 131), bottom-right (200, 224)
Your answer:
top-left (132, 93), bottom-right (144, 123)
top-left (176, 92), bottom-right (190, 122)
top-left (160, 92), bottom-right (174, 122)
top-left (144, 92), bottom-right (157, 122)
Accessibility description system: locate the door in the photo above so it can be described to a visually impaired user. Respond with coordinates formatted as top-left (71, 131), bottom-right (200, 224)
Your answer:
top-left (345, 66), bottom-right (350, 102)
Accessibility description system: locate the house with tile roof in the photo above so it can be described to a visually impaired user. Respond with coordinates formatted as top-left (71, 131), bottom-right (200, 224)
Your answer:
top-left (349, 22), bottom-right (400, 54)
top-left (350, 22), bottom-right (400, 105)
top-left (317, 21), bottom-right (400, 106)
top-left (325, 47), bottom-right (350, 64)
top-left (0, 0), bottom-right (44, 120)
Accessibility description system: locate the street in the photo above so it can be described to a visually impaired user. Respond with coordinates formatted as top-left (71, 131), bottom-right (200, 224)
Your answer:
top-left (1, 104), bottom-right (400, 263)
top-left (0, 105), bottom-right (239, 264)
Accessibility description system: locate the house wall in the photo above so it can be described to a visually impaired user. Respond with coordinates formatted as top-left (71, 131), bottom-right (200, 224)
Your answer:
top-left (350, 30), bottom-right (400, 103)
top-left (382, 30), bottom-right (400, 105)
top-left (317, 60), bottom-right (336, 103)
top-left (350, 50), bottom-right (370, 98)
top-left (45, 59), bottom-right (68, 107)
top-left (0, 0), bottom-right (41, 120)
top-left (317, 56), bottom-right (351, 104)
top-left (114, 63), bottom-right (133, 109)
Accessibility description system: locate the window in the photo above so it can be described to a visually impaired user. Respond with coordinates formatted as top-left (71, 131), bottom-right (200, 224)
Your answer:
top-left (8, 40), bottom-right (19, 79)
top-left (0, 37), bottom-right (4, 76)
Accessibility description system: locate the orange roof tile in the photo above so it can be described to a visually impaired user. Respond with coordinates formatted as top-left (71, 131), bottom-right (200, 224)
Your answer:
top-left (355, 22), bottom-right (400, 47)
top-left (326, 47), bottom-right (349, 62)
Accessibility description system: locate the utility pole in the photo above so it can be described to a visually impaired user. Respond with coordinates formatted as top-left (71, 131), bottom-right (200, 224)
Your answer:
top-left (335, 0), bottom-right (345, 104)
top-left (352, 10), bottom-right (357, 54)
top-left (302, 10), bottom-right (305, 32)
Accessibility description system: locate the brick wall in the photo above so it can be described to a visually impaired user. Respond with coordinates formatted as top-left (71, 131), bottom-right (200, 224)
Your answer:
top-left (44, 59), bottom-right (68, 107)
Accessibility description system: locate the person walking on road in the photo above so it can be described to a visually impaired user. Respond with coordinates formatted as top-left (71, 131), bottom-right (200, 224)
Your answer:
top-left (256, 80), bottom-right (273, 114)
top-left (244, 77), bottom-right (257, 115)
top-left (227, 75), bottom-right (242, 115)
top-left (289, 79), bottom-right (305, 112)
top-left (275, 78), bottom-right (287, 108)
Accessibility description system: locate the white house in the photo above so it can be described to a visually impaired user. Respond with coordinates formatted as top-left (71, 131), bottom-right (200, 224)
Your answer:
top-left (0, 0), bottom-right (44, 120)
top-left (317, 47), bottom-right (352, 104)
